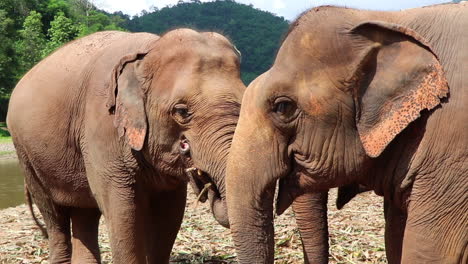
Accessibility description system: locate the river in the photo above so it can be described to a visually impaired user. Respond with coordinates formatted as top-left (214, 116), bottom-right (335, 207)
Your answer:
top-left (0, 159), bottom-right (24, 209)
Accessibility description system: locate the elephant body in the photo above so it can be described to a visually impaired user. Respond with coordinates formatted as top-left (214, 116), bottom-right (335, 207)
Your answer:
top-left (227, 3), bottom-right (467, 264)
top-left (8, 30), bottom-right (245, 263)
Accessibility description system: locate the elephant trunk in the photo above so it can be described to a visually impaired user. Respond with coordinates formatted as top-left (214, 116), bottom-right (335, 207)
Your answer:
top-left (191, 103), bottom-right (240, 228)
top-left (226, 107), bottom-right (283, 263)
top-left (226, 167), bottom-right (276, 263)
top-left (205, 118), bottom-right (237, 228)
top-left (292, 192), bottom-right (329, 264)
top-left (209, 191), bottom-right (229, 228)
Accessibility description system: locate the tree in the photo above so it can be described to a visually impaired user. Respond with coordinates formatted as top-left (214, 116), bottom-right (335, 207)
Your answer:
top-left (42, 11), bottom-right (78, 56)
top-left (0, 0), bottom-right (127, 120)
top-left (77, 10), bottom-right (125, 37)
top-left (44, 0), bottom-right (69, 15)
top-left (15, 10), bottom-right (46, 76)
top-left (0, 9), bottom-right (16, 95)
top-left (76, 0), bottom-right (94, 18)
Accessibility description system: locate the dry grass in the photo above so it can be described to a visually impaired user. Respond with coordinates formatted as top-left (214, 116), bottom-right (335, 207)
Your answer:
top-left (0, 189), bottom-right (386, 263)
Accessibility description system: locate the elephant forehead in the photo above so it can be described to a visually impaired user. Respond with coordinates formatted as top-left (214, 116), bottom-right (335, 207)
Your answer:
top-left (300, 33), bottom-right (319, 50)
top-left (150, 62), bottom-right (241, 107)
top-left (153, 45), bottom-right (237, 78)
top-left (280, 23), bottom-right (353, 72)
top-left (242, 75), bottom-right (271, 111)
top-left (159, 30), bottom-right (235, 57)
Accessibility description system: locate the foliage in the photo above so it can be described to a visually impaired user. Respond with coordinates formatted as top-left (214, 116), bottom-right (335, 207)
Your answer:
top-left (126, 0), bottom-right (289, 84)
top-left (0, 129), bottom-right (10, 138)
top-left (15, 10), bottom-right (46, 72)
top-left (0, 0), bottom-right (125, 97)
top-left (42, 12), bottom-right (78, 56)
top-left (77, 10), bottom-right (126, 37)
top-left (0, 96), bottom-right (9, 122)
top-left (0, 10), bottom-right (17, 96)
top-left (0, 0), bottom-right (128, 120)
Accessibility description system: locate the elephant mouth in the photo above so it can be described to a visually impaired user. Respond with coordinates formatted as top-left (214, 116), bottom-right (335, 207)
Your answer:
top-left (178, 137), bottom-right (229, 228)
top-left (186, 166), bottom-right (230, 228)
top-left (275, 166), bottom-right (305, 216)
top-left (178, 137), bottom-right (223, 205)
top-left (185, 167), bottom-right (221, 204)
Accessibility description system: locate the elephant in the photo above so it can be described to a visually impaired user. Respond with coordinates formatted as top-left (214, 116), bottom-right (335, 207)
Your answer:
top-left (226, 3), bottom-right (468, 264)
top-left (7, 29), bottom-right (245, 263)
top-left (8, 28), bottom-right (366, 263)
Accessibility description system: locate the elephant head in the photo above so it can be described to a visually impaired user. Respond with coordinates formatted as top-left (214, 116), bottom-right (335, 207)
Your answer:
top-left (226, 7), bottom-right (448, 263)
top-left (107, 29), bottom-right (245, 227)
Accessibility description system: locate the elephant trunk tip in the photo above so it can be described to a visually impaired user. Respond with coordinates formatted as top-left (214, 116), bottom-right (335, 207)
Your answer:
top-left (209, 192), bottom-right (230, 228)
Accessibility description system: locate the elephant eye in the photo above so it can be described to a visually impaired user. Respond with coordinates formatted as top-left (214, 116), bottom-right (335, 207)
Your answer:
top-left (272, 97), bottom-right (298, 122)
top-left (173, 104), bottom-right (193, 124)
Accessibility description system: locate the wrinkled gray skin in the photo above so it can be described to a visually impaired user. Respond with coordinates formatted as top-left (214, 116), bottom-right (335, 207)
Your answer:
top-left (7, 29), bottom-right (245, 263)
top-left (227, 3), bottom-right (468, 264)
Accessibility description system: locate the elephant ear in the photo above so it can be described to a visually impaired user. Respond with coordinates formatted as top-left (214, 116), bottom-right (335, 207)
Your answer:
top-left (349, 21), bottom-right (449, 158)
top-left (106, 53), bottom-right (149, 151)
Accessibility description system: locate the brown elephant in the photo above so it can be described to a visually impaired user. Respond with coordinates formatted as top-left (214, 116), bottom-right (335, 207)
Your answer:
top-left (226, 3), bottom-right (468, 264)
top-left (7, 28), bottom-right (365, 263)
top-left (7, 29), bottom-right (245, 263)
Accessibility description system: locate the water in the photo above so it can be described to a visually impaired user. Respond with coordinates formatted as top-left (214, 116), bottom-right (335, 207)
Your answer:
top-left (0, 159), bottom-right (24, 209)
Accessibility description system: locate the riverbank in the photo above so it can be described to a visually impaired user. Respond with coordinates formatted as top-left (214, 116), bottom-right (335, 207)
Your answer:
top-left (0, 140), bottom-right (17, 160)
top-left (0, 189), bottom-right (386, 263)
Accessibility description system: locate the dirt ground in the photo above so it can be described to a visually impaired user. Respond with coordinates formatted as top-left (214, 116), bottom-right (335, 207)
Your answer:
top-left (0, 188), bottom-right (386, 263)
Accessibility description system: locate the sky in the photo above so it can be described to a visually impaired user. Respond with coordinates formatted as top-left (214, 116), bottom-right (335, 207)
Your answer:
top-left (94, 0), bottom-right (449, 20)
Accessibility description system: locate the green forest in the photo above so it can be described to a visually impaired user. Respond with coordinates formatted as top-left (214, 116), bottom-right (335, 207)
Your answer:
top-left (0, 0), bottom-right (290, 120)
top-left (125, 0), bottom-right (289, 84)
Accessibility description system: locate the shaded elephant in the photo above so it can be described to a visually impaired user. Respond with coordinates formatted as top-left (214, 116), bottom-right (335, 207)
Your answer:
top-left (226, 3), bottom-right (467, 264)
top-left (7, 29), bottom-right (245, 263)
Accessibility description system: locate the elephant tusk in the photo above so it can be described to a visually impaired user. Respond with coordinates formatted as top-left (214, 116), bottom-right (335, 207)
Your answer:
top-left (185, 167), bottom-right (197, 173)
top-left (197, 169), bottom-right (203, 176)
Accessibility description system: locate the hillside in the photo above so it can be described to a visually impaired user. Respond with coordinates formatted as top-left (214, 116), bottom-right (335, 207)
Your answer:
top-left (125, 0), bottom-right (290, 84)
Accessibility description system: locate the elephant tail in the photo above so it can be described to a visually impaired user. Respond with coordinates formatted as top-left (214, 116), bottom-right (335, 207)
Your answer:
top-left (25, 185), bottom-right (48, 238)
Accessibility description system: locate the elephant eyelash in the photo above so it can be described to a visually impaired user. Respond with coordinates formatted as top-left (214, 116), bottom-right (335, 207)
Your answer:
top-left (270, 96), bottom-right (299, 124)
top-left (172, 104), bottom-right (193, 124)
top-left (175, 107), bottom-right (191, 118)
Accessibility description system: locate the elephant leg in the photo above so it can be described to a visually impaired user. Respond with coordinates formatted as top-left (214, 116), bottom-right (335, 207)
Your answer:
top-left (18, 155), bottom-right (72, 263)
top-left (37, 205), bottom-right (72, 264)
top-left (70, 207), bottom-right (101, 264)
top-left (292, 191), bottom-right (329, 264)
top-left (383, 200), bottom-right (406, 264)
top-left (400, 208), bottom-right (466, 263)
top-left (144, 184), bottom-right (187, 264)
top-left (103, 190), bottom-right (145, 263)
top-left (84, 164), bottom-right (146, 263)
